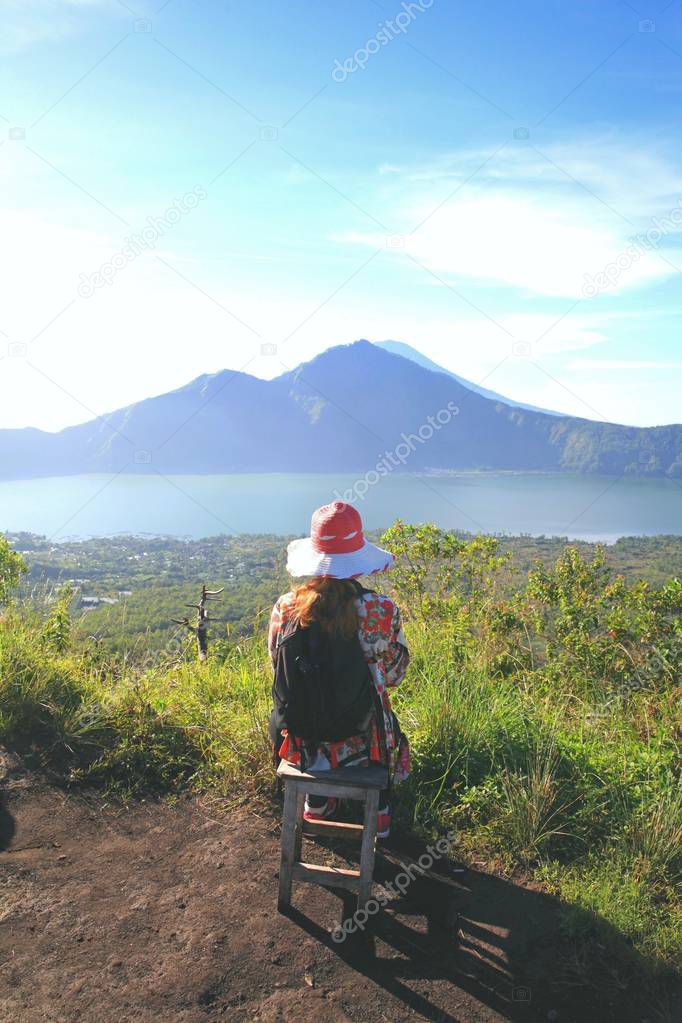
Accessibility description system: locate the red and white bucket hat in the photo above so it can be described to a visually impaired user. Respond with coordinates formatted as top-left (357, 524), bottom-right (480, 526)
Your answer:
top-left (286, 502), bottom-right (394, 579)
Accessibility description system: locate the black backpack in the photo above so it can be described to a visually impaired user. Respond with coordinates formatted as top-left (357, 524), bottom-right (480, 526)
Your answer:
top-left (272, 587), bottom-right (375, 748)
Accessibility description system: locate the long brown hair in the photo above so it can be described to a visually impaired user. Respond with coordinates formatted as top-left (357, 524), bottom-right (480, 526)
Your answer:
top-left (291, 578), bottom-right (359, 638)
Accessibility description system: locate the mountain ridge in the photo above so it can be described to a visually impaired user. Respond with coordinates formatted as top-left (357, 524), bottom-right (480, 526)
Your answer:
top-left (374, 340), bottom-right (563, 417)
top-left (0, 340), bottom-right (680, 480)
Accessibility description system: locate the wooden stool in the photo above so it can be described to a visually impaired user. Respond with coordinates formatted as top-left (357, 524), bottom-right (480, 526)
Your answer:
top-left (277, 760), bottom-right (388, 914)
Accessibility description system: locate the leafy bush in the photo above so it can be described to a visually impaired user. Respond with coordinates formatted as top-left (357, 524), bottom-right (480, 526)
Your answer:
top-left (0, 536), bottom-right (26, 605)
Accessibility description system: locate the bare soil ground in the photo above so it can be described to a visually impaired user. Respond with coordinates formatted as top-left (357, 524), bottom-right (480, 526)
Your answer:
top-left (0, 752), bottom-right (670, 1023)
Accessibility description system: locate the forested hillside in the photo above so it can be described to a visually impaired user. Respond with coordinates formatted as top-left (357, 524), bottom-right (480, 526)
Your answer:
top-left (10, 530), bottom-right (682, 656)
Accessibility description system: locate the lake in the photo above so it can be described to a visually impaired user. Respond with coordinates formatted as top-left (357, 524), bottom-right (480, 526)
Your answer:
top-left (1, 471), bottom-right (680, 542)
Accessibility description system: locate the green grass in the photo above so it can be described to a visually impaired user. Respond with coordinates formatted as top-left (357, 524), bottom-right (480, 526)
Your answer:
top-left (0, 611), bottom-right (274, 794)
top-left (1, 531), bottom-right (680, 1013)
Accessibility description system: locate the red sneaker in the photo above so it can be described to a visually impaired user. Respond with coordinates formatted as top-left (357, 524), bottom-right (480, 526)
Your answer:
top-left (303, 797), bottom-right (338, 822)
top-left (377, 806), bottom-right (391, 839)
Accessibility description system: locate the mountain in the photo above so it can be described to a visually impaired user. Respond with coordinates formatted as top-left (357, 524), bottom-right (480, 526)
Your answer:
top-left (0, 340), bottom-right (680, 480)
top-left (375, 340), bottom-right (563, 416)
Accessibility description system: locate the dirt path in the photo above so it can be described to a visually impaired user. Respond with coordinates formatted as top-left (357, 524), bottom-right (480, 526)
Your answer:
top-left (0, 754), bottom-right (660, 1023)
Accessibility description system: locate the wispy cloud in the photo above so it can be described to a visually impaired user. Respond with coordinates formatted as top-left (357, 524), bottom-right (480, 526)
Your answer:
top-left (0, 0), bottom-right (115, 54)
top-left (345, 140), bottom-right (682, 299)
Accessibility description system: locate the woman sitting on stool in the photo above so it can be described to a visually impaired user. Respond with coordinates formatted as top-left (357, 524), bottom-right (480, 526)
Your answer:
top-left (268, 501), bottom-right (410, 839)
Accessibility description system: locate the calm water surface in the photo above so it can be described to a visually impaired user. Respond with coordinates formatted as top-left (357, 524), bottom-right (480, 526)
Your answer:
top-left (0, 472), bottom-right (680, 542)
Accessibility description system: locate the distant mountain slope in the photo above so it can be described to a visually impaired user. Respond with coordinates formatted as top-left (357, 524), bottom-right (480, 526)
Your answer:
top-left (375, 340), bottom-right (563, 416)
top-left (0, 340), bottom-right (680, 480)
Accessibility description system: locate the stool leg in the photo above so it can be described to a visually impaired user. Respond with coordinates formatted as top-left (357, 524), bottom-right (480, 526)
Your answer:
top-left (293, 788), bottom-right (305, 861)
top-left (278, 781), bottom-right (301, 912)
top-left (357, 788), bottom-right (380, 913)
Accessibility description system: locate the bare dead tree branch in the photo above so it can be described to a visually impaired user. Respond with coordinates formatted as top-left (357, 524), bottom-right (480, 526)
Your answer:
top-left (173, 584), bottom-right (224, 661)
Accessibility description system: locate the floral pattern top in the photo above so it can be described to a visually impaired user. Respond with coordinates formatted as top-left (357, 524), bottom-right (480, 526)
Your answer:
top-left (268, 589), bottom-right (411, 781)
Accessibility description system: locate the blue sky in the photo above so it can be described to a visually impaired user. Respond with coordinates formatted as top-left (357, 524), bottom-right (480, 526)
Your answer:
top-left (1, 0), bottom-right (681, 431)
